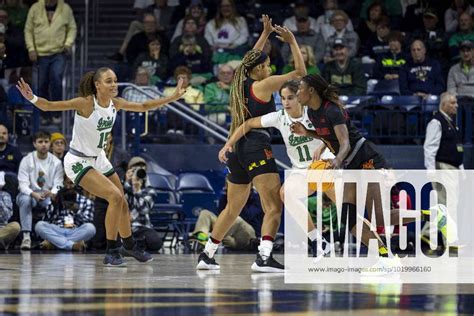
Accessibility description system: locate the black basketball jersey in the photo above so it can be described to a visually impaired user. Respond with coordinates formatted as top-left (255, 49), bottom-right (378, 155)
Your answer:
top-left (307, 100), bottom-right (363, 155)
top-left (243, 78), bottom-right (276, 121)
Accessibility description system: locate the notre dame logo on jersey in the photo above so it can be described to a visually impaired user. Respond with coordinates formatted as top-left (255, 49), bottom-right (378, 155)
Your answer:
top-left (72, 162), bottom-right (84, 174)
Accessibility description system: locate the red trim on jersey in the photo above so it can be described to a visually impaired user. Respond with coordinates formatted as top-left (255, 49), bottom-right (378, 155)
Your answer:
top-left (250, 83), bottom-right (268, 104)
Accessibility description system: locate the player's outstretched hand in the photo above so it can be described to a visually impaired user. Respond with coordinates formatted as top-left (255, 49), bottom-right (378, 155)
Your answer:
top-left (262, 14), bottom-right (275, 35)
top-left (218, 144), bottom-right (233, 163)
top-left (16, 77), bottom-right (34, 102)
top-left (274, 25), bottom-right (295, 44)
top-left (171, 78), bottom-right (187, 100)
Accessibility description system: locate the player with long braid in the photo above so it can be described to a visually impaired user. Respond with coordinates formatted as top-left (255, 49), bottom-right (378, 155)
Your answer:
top-left (196, 15), bottom-right (307, 272)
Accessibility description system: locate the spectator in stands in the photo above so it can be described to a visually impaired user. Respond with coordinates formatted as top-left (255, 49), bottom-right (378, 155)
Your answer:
top-left (164, 66), bottom-right (204, 134)
top-left (24, 0), bottom-right (77, 123)
top-left (283, 1), bottom-right (318, 34)
top-left (360, 0), bottom-right (403, 28)
top-left (124, 157), bottom-right (162, 252)
top-left (190, 186), bottom-right (263, 251)
top-left (323, 10), bottom-right (360, 64)
top-left (424, 92), bottom-right (463, 206)
top-left (204, 0), bottom-right (249, 57)
top-left (149, 0), bottom-right (178, 35)
top-left (132, 0), bottom-right (153, 17)
top-left (410, 8), bottom-right (449, 72)
top-left (373, 31), bottom-right (407, 80)
top-left (169, 34), bottom-right (212, 84)
top-left (164, 66), bottom-right (204, 111)
top-left (362, 15), bottom-right (391, 61)
top-left (315, 0), bottom-right (355, 41)
top-left (35, 176), bottom-right (95, 251)
top-left (50, 132), bottom-right (67, 163)
top-left (322, 38), bottom-right (367, 96)
top-left (123, 67), bottom-right (163, 135)
top-left (133, 37), bottom-right (168, 84)
top-left (283, 45), bottom-right (320, 75)
top-left (171, 0), bottom-right (207, 41)
top-left (445, 0), bottom-right (473, 34)
top-left (204, 63), bottom-right (233, 125)
top-left (447, 40), bottom-right (474, 98)
top-left (357, 1), bottom-right (385, 45)
top-left (0, 124), bottom-right (22, 174)
top-left (0, 124), bottom-right (22, 218)
top-left (169, 16), bottom-right (210, 59)
top-left (17, 131), bottom-right (63, 250)
top-left (0, 183), bottom-right (19, 250)
top-left (399, 39), bottom-right (445, 98)
top-left (2, 0), bottom-right (28, 29)
top-left (281, 13), bottom-right (325, 65)
top-left (126, 13), bottom-right (169, 66)
top-left (108, 0), bottom-right (177, 62)
top-left (1, 8), bottom-right (29, 69)
top-left (123, 66), bottom-right (160, 101)
top-left (262, 39), bottom-right (284, 75)
top-left (449, 12), bottom-right (474, 61)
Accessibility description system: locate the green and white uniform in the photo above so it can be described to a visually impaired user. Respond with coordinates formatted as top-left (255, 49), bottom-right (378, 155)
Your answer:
top-left (64, 96), bottom-right (117, 184)
top-left (260, 106), bottom-right (334, 169)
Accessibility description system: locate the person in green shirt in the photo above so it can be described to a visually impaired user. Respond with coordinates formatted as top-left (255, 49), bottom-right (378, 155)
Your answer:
top-left (282, 44), bottom-right (320, 75)
top-left (203, 63), bottom-right (234, 125)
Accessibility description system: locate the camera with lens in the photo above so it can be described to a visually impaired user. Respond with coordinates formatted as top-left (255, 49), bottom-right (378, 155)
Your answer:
top-left (133, 166), bottom-right (147, 180)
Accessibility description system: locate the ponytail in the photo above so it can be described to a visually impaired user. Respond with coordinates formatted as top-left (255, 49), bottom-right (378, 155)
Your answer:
top-left (301, 74), bottom-right (344, 110)
top-left (78, 67), bottom-right (111, 97)
top-left (229, 49), bottom-right (267, 134)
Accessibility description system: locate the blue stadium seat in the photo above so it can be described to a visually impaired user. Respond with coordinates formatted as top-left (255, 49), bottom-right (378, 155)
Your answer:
top-left (368, 79), bottom-right (400, 97)
top-left (148, 173), bottom-right (178, 204)
top-left (340, 96), bottom-right (376, 109)
top-left (379, 95), bottom-right (422, 111)
top-left (423, 95), bottom-right (439, 113)
top-left (177, 173), bottom-right (216, 218)
top-left (177, 173), bottom-right (215, 192)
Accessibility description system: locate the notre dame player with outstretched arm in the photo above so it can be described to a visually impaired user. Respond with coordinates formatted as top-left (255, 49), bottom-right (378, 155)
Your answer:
top-left (16, 68), bottom-right (185, 266)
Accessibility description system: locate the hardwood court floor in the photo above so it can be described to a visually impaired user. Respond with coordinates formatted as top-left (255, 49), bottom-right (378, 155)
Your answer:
top-left (0, 252), bottom-right (473, 315)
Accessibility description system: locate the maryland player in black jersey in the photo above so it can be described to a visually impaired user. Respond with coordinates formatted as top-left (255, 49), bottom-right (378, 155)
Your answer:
top-left (292, 74), bottom-right (450, 262)
top-left (196, 15), bottom-right (307, 273)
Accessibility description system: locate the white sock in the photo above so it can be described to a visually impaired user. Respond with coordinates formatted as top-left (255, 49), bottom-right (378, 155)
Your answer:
top-left (308, 228), bottom-right (322, 242)
top-left (258, 239), bottom-right (273, 259)
top-left (204, 238), bottom-right (219, 258)
top-left (23, 232), bottom-right (30, 240)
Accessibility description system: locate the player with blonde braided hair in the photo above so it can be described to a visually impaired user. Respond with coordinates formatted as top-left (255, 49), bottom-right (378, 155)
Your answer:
top-left (197, 15), bottom-right (307, 272)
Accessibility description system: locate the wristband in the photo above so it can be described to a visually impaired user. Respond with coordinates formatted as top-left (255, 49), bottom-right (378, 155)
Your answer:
top-left (29, 95), bottom-right (38, 104)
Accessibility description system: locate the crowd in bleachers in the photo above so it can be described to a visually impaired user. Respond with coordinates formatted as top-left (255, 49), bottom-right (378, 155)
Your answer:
top-left (107, 1), bottom-right (473, 101)
top-left (0, 0), bottom-right (472, 142)
top-left (103, 0), bottom-right (474, 142)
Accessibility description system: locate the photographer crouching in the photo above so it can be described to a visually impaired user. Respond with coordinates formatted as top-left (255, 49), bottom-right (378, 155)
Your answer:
top-left (35, 176), bottom-right (96, 251)
top-left (124, 157), bottom-right (163, 252)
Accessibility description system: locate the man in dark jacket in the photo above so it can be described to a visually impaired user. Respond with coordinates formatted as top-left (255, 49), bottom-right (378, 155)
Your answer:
top-left (322, 38), bottom-right (367, 96)
top-left (399, 39), bottom-right (445, 97)
top-left (0, 124), bottom-right (22, 174)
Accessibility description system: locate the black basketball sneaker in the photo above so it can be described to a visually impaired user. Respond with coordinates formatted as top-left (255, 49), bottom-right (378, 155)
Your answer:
top-left (251, 253), bottom-right (284, 273)
top-left (196, 252), bottom-right (220, 270)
